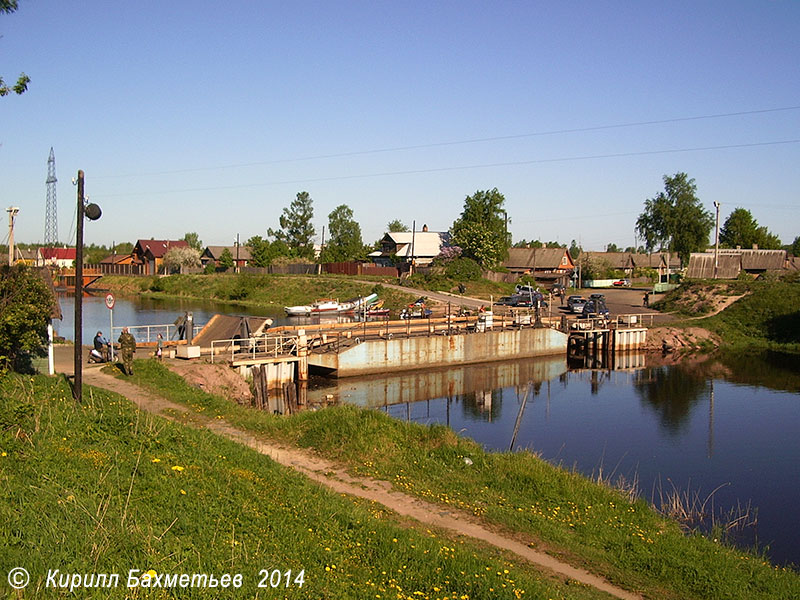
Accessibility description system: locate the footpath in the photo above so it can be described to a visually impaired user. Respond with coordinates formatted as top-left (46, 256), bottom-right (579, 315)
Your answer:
top-left (54, 345), bottom-right (640, 600)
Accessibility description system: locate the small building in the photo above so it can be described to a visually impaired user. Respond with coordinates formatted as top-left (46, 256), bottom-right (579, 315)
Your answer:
top-left (686, 248), bottom-right (787, 279)
top-left (38, 247), bottom-right (76, 268)
top-left (503, 247), bottom-right (575, 288)
top-left (201, 245), bottom-right (252, 269)
top-left (131, 239), bottom-right (190, 275)
top-left (369, 226), bottom-right (451, 267)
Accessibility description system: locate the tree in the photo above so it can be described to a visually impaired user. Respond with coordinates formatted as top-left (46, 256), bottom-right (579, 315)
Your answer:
top-left (0, 265), bottom-right (53, 373)
top-left (181, 232), bottom-right (203, 252)
top-left (569, 239), bottom-right (582, 259)
top-left (451, 188), bottom-right (509, 267)
top-left (218, 247), bottom-right (234, 269)
top-left (319, 204), bottom-right (364, 263)
top-left (162, 246), bottom-right (201, 274)
top-left (386, 219), bottom-right (409, 232)
top-left (606, 243), bottom-right (621, 253)
top-left (636, 173), bottom-right (713, 266)
top-left (268, 191), bottom-right (316, 259)
top-left (792, 236), bottom-right (800, 257)
top-left (1, 1), bottom-right (30, 97)
top-left (719, 208), bottom-right (781, 250)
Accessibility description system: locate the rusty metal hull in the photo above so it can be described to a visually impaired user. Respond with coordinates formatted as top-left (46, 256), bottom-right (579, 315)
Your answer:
top-left (309, 327), bottom-right (568, 377)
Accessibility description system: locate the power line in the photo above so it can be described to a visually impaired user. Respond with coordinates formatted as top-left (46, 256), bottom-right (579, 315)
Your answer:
top-left (97, 138), bottom-right (800, 199)
top-left (93, 105), bottom-right (800, 179)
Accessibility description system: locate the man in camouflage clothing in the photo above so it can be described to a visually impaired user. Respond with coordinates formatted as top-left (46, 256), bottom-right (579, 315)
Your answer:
top-left (118, 327), bottom-right (136, 375)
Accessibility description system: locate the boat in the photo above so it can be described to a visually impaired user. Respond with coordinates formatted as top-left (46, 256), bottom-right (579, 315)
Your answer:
top-left (285, 293), bottom-right (378, 317)
top-left (357, 298), bottom-right (391, 318)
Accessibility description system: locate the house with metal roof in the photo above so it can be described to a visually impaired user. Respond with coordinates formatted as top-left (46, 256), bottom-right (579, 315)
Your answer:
top-left (369, 226), bottom-right (451, 267)
top-left (38, 247), bottom-right (76, 268)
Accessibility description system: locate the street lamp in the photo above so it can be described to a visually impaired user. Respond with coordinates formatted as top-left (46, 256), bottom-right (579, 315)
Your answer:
top-left (72, 170), bottom-right (101, 402)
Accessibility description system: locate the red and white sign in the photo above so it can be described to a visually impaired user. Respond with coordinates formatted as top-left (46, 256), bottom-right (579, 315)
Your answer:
top-left (105, 293), bottom-right (115, 310)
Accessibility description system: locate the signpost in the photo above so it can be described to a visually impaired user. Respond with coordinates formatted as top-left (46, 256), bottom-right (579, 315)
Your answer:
top-left (105, 293), bottom-right (115, 361)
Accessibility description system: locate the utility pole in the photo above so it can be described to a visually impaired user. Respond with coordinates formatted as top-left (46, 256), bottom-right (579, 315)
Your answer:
top-left (72, 171), bottom-right (102, 402)
top-left (235, 233), bottom-right (240, 273)
top-left (73, 172), bottom-right (85, 401)
top-left (7, 207), bottom-right (19, 265)
top-left (713, 201), bottom-right (721, 279)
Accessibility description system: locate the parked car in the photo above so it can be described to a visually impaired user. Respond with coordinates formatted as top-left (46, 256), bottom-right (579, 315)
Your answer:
top-left (589, 293), bottom-right (606, 301)
top-left (493, 296), bottom-right (516, 306)
top-left (567, 295), bottom-right (587, 314)
top-left (613, 279), bottom-right (631, 287)
top-left (582, 298), bottom-right (610, 318)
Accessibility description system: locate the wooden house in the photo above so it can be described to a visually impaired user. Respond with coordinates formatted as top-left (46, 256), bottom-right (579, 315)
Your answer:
top-left (201, 245), bottom-right (252, 269)
top-left (503, 247), bottom-right (575, 288)
top-left (131, 239), bottom-right (189, 275)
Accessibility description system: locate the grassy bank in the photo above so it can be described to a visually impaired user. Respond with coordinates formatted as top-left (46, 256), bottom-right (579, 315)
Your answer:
top-left (117, 360), bottom-right (800, 600)
top-left (653, 274), bottom-right (800, 352)
top-left (98, 273), bottom-right (417, 312)
top-left (1, 372), bottom-right (607, 599)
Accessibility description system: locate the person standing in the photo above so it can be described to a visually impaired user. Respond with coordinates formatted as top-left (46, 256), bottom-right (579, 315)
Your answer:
top-left (156, 333), bottom-right (164, 361)
top-left (118, 327), bottom-right (136, 375)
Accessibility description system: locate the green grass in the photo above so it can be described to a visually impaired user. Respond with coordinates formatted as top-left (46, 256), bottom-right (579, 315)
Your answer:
top-left (653, 274), bottom-right (800, 352)
top-left (118, 360), bottom-right (800, 600)
top-left (0, 372), bottom-right (608, 599)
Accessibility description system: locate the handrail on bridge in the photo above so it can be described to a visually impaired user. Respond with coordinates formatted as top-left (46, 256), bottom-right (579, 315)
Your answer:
top-left (211, 334), bottom-right (299, 364)
top-left (111, 323), bottom-right (203, 344)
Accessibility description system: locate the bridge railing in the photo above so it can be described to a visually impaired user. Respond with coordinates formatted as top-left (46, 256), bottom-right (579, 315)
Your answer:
top-left (210, 334), bottom-right (299, 363)
top-left (111, 323), bottom-right (203, 344)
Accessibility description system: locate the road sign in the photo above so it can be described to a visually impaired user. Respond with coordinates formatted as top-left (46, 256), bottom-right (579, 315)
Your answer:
top-left (105, 293), bottom-right (115, 310)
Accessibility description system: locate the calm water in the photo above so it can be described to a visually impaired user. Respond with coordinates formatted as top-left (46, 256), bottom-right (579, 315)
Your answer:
top-left (56, 295), bottom-right (800, 566)
top-left (311, 353), bottom-right (800, 567)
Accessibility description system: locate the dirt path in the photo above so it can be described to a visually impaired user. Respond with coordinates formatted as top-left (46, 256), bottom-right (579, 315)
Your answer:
top-left (81, 367), bottom-right (640, 600)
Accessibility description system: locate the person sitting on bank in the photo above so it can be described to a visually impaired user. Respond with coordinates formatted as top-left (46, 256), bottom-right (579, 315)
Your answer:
top-left (92, 331), bottom-right (109, 362)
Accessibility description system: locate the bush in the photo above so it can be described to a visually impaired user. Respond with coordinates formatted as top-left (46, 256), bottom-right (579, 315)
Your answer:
top-left (444, 257), bottom-right (482, 281)
top-left (0, 266), bottom-right (53, 373)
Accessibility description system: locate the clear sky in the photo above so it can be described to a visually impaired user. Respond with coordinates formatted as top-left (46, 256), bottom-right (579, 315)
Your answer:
top-left (2, 1), bottom-right (798, 251)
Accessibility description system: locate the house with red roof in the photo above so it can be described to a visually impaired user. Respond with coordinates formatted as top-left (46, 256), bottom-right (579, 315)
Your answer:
top-left (38, 247), bottom-right (76, 268)
top-left (131, 239), bottom-right (189, 275)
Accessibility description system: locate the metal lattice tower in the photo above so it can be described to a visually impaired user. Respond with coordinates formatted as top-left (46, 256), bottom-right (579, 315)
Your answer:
top-left (44, 147), bottom-right (58, 245)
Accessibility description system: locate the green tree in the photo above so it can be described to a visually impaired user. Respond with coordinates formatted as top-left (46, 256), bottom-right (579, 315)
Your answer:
top-left (181, 232), bottom-right (203, 252)
top-left (792, 236), bottom-right (800, 257)
top-left (636, 173), bottom-right (713, 266)
top-left (386, 219), bottom-right (409, 232)
top-left (268, 191), bottom-right (316, 259)
top-left (1, 1), bottom-right (30, 97)
top-left (606, 243), bottom-right (621, 253)
top-left (569, 239), bottom-right (582, 259)
top-left (319, 205), bottom-right (364, 263)
top-left (719, 207), bottom-right (781, 249)
top-left (246, 236), bottom-right (271, 267)
top-left (218, 247), bottom-right (235, 269)
top-left (0, 265), bottom-right (53, 373)
top-left (451, 188), bottom-right (509, 267)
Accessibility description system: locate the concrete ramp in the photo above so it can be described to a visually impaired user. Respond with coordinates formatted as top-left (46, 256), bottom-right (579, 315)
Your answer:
top-left (192, 314), bottom-right (273, 350)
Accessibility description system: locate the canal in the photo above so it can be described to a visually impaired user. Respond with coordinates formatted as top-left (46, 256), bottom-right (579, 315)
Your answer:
top-left (56, 294), bottom-right (800, 567)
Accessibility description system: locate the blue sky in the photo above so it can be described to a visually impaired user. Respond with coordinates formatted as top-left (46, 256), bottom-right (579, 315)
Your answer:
top-left (2, 1), bottom-right (798, 251)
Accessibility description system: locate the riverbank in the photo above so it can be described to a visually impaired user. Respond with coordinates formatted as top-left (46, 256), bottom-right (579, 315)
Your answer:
top-left (4, 372), bottom-right (608, 600)
top-left (77, 359), bottom-right (798, 599)
top-left (652, 274), bottom-right (800, 353)
top-left (96, 273), bottom-right (419, 314)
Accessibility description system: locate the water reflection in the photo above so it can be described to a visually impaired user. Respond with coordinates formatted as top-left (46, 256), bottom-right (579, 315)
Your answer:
top-left (315, 352), bottom-right (799, 567)
top-left (633, 366), bottom-right (710, 434)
